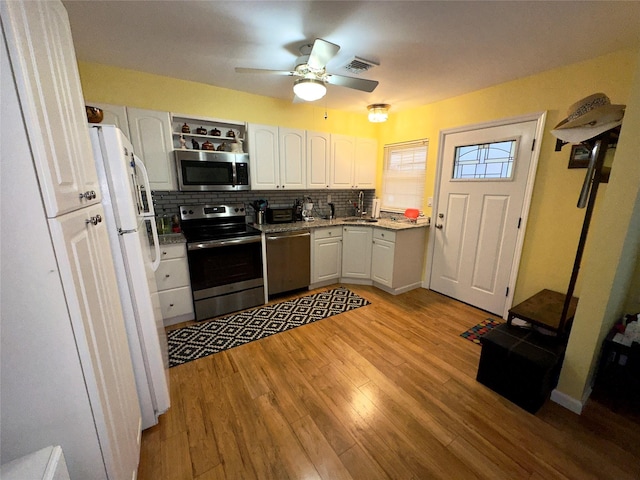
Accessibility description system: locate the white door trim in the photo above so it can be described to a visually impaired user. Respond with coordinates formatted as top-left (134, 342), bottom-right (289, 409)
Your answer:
top-left (423, 111), bottom-right (547, 318)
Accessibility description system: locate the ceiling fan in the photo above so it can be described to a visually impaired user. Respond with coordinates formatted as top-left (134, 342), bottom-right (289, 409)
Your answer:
top-left (235, 38), bottom-right (379, 102)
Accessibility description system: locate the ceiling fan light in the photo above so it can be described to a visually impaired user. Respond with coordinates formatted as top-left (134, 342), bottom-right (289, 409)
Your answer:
top-left (293, 78), bottom-right (326, 102)
top-left (367, 104), bottom-right (390, 122)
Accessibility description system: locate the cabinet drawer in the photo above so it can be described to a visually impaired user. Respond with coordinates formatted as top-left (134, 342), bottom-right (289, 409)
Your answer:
top-left (159, 243), bottom-right (186, 260)
top-left (158, 287), bottom-right (193, 319)
top-left (155, 258), bottom-right (190, 290)
top-left (373, 228), bottom-right (396, 243)
top-left (314, 227), bottom-right (343, 240)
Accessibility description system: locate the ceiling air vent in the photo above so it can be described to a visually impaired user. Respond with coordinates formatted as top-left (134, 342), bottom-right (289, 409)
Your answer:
top-left (342, 56), bottom-right (378, 75)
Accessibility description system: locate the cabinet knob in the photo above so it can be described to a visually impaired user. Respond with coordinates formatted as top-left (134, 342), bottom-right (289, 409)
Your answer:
top-left (162, 251), bottom-right (168, 255)
top-left (79, 190), bottom-right (97, 200)
top-left (169, 303), bottom-right (174, 307)
top-left (165, 274), bottom-right (170, 278)
top-left (435, 224), bottom-right (443, 229)
top-left (85, 215), bottom-right (102, 226)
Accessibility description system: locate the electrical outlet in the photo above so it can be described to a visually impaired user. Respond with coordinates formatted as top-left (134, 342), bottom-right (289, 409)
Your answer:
top-left (427, 197), bottom-right (433, 207)
top-left (327, 194), bottom-right (332, 203)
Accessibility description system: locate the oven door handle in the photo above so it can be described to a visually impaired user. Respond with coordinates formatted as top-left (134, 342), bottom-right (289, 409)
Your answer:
top-left (188, 236), bottom-right (262, 250)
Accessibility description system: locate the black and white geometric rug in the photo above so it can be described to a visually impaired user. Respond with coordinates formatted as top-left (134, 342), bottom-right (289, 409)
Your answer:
top-left (168, 287), bottom-right (370, 367)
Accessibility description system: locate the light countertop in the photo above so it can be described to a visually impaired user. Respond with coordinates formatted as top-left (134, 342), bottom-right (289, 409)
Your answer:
top-left (251, 217), bottom-right (430, 234)
top-left (157, 233), bottom-right (187, 245)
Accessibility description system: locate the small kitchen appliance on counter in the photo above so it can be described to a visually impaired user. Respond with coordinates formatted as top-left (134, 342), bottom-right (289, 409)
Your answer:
top-left (294, 199), bottom-right (303, 221)
top-left (302, 198), bottom-right (314, 221)
top-left (266, 206), bottom-right (295, 224)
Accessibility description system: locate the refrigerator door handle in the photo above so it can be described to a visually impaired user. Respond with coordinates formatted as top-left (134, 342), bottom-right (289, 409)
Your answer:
top-left (148, 216), bottom-right (161, 272)
top-left (133, 155), bottom-right (161, 271)
top-left (133, 154), bottom-right (156, 217)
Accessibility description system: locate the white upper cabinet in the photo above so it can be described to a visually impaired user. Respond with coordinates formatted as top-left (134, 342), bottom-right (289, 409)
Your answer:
top-left (331, 135), bottom-right (378, 190)
top-left (248, 123), bottom-right (306, 190)
top-left (354, 137), bottom-right (377, 189)
top-left (86, 102), bottom-right (130, 138)
top-left (330, 134), bottom-right (356, 189)
top-left (279, 127), bottom-right (306, 189)
top-left (1, 0), bottom-right (100, 218)
top-left (127, 108), bottom-right (175, 191)
top-left (307, 131), bottom-right (331, 189)
top-left (248, 123), bottom-right (279, 189)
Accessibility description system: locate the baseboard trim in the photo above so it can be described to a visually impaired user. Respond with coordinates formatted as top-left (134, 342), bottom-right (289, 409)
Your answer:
top-left (550, 385), bottom-right (593, 415)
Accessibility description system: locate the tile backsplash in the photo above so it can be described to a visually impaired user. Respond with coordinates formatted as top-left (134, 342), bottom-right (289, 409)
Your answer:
top-left (152, 189), bottom-right (376, 221)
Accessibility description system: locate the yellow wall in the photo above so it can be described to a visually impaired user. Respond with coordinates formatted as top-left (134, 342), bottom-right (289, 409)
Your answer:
top-left (556, 47), bottom-right (640, 405)
top-left (79, 49), bottom-right (638, 306)
top-left (377, 48), bottom-right (638, 305)
top-left (79, 62), bottom-right (378, 138)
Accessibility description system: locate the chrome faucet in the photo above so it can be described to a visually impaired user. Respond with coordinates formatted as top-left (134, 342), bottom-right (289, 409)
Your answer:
top-left (358, 191), bottom-right (365, 217)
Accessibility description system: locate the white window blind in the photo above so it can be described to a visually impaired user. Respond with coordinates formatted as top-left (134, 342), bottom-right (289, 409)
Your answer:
top-left (381, 140), bottom-right (428, 212)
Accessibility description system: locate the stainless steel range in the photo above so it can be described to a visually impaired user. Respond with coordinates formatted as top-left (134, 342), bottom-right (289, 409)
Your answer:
top-left (180, 204), bottom-right (264, 321)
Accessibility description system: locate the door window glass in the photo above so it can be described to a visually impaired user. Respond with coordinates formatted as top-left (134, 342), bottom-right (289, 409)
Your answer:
top-left (452, 139), bottom-right (517, 180)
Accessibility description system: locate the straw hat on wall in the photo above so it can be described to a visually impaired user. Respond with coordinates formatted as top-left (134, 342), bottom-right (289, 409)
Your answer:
top-left (551, 93), bottom-right (625, 143)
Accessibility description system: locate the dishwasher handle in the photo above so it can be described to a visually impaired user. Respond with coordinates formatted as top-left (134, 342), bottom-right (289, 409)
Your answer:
top-left (266, 231), bottom-right (311, 241)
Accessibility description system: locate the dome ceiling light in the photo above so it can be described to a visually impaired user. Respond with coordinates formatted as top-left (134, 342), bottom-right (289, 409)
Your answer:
top-left (368, 104), bottom-right (390, 122)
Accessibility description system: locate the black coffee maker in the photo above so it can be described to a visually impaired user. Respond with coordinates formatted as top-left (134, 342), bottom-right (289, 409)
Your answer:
top-left (293, 199), bottom-right (303, 221)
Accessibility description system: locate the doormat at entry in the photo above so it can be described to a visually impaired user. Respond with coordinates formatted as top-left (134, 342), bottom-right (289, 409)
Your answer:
top-left (460, 319), bottom-right (503, 345)
top-left (168, 287), bottom-right (370, 367)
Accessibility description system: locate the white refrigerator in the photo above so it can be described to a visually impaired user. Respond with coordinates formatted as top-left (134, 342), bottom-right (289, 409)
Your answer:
top-left (89, 124), bottom-right (170, 429)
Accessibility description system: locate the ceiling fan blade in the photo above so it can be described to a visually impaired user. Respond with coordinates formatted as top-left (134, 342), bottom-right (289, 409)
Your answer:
top-left (326, 74), bottom-right (379, 93)
top-left (307, 38), bottom-right (340, 70)
top-left (235, 67), bottom-right (294, 76)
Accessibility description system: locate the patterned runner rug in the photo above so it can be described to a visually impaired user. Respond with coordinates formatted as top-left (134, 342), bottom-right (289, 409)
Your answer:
top-left (460, 318), bottom-right (502, 345)
top-left (168, 287), bottom-right (370, 367)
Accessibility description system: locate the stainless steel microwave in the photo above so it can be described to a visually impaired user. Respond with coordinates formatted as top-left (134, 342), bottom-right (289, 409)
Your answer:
top-left (175, 151), bottom-right (250, 191)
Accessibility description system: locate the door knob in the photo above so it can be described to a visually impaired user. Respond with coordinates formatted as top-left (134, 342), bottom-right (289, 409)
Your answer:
top-left (435, 224), bottom-right (443, 229)
top-left (438, 213), bottom-right (444, 219)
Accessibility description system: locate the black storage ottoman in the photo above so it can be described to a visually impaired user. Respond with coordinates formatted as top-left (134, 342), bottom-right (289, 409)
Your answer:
top-left (477, 323), bottom-right (567, 413)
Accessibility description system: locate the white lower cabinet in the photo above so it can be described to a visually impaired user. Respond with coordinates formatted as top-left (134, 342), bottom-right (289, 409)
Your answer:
top-left (154, 243), bottom-right (194, 326)
top-left (371, 229), bottom-right (396, 286)
top-left (311, 227), bottom-right (342, 287)
top-left (371, 228), bottom-right (427, 294)
top-left (341, 226), bottom-right (373, 280)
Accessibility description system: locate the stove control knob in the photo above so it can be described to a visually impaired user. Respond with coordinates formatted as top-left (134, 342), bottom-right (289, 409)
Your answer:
top-left (234, 208), bottom-right (239, 212)
top-left (239, 207), bottom-right (245, 212)
top-left (182, 210), bottom-right (187, 215)
top-left (189, 210), bottom-right (194, 215)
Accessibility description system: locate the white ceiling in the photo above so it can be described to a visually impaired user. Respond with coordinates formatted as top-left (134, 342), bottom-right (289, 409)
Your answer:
top-left (63, 1), bottom-right (640, 114)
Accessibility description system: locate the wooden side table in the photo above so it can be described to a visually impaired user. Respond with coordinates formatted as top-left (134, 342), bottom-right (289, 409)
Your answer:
top-left (507, 289), bottom-right (579, 334)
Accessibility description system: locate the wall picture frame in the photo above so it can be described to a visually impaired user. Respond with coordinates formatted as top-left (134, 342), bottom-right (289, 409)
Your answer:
top-left (568, 144), bottom-right (591, 169)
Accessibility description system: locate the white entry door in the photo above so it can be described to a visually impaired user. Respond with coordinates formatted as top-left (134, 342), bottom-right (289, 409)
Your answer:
top-left (430, 119), bottom-right (539, 315)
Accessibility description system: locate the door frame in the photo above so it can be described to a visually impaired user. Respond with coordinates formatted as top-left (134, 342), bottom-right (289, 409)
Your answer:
top-left (424, 112), bottom-right (547, 318)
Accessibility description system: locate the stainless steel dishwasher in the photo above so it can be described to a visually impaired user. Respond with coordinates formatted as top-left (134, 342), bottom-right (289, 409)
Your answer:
top-left (266, 230), bottom-right (311, 296)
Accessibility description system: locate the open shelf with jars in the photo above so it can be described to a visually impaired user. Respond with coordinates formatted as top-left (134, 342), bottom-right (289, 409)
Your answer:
top-left (171, 114), bottom-right (246, 153)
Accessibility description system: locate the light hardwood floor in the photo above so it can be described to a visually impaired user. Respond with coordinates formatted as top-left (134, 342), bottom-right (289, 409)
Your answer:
top-left (139, 285), bottom-right (640, 480)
